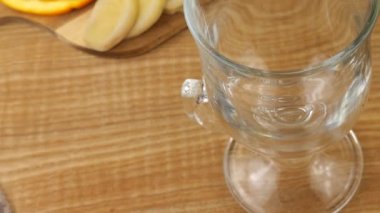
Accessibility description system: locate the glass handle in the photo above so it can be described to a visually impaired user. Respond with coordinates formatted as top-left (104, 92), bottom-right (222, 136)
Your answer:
top-left (181, 79), bottom-right (219, 130)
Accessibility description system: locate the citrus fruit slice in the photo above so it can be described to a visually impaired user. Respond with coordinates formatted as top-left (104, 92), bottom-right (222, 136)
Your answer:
top-left (83, 0), bottom-right (138, 51)
top-left (127, 0), bottom-right (166, 38)
top-left (164, 0), bottom-right (183, 14)
top-left (1, 0), bottom-right (94, 15)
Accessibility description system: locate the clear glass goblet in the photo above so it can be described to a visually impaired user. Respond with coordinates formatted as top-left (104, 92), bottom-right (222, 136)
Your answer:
top-left (181, 0), bottom-right (379, 212)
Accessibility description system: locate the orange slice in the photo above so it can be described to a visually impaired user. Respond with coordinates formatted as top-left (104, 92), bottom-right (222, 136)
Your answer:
top-left (1, 0), bottom-right (94, 15)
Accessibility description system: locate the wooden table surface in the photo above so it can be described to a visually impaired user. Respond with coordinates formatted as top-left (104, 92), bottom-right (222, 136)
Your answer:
top-left (0, 20), bottom-right (380, 213)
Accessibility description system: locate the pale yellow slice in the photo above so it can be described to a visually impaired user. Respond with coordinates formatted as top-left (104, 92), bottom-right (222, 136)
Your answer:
top-left (127, 0), bottom-right (166, 38)
top-left (83, 0), bottom-right (138, 51)
top-left (164, 0), bottom-right (183, 14)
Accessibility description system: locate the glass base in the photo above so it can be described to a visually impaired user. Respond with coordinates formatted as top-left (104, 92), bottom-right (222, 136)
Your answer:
top-left (0, 190), bottom-right (11, 213)
top-left (224, 130), bottom-right (363, 213)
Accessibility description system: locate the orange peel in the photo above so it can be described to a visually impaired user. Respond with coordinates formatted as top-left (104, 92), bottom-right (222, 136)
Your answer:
top-left (1, 0), bottom-right (94, 15)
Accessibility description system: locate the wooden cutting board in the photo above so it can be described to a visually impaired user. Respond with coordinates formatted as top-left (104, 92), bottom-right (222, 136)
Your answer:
top-left (0, 3), bottom-right (187, 57)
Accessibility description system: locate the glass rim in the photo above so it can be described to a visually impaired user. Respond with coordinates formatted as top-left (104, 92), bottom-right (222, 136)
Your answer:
top-left (184, 0), bottom-right (380, 78)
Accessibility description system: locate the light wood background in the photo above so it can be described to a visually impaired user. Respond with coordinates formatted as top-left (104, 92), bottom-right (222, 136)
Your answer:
top-left (0, 19), bottom-right (380, 213)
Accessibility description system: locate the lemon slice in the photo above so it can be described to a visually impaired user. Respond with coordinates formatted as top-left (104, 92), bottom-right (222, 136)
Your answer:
top-left (164, 0), bottom-right (183, 14)
top-left (127, 0), bottom-right (166, 38)
top-left (83, 0), bottom-right (138, 51)
top-left (1, 0), bottom-right (94, 15)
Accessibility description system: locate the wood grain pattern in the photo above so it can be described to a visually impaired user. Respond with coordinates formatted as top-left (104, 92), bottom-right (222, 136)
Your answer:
top-left (0, 17), bottom-right (380, 213)
top-left (0, 3), bottom-right (187, 56)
